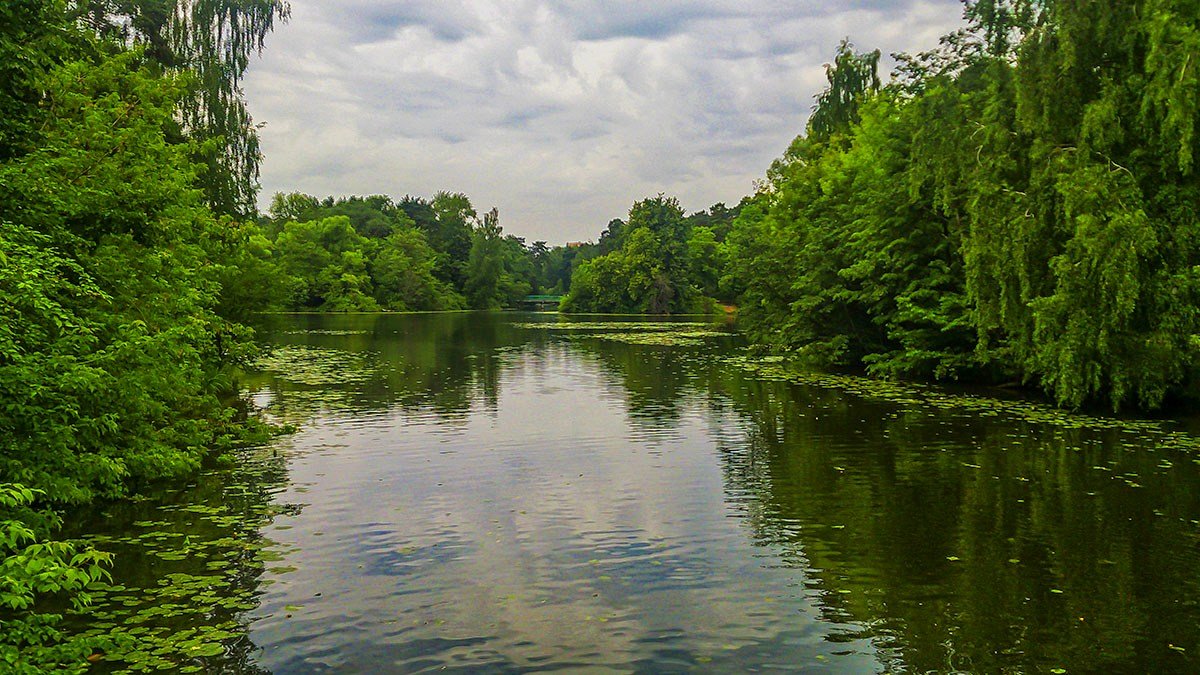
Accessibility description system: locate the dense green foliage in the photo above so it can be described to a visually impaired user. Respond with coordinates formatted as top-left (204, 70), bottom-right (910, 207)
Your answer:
top-left (1, 3), bottom-right (268, 504)
top-left (1, 484), bottom-right (111, 673)
top-left (252, 193), bottom-right (551, 312)
top-left (561, 196), bottom-right (740, 314)
top-left (79, 0), bottom-right (290, 215)
top-left (730, 0), bottom-right (1200, 410)
top-left (1, 3), bottom-right (278, 667)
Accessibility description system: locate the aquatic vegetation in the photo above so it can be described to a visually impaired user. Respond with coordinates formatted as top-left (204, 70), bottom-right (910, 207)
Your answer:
top-left (727, 354), bottom-right (1200, 451)
top-left (281, 330), bottom-right (372, 336)
top-left (246, 345), bottom-right (389, 426)
top-left (252, 345), bottom-right (380, 386)
top-left (514, 322), bottom-right (715, 331)
top-left (61, 449), bottom-right (294, 674)
top-left (571, 330), bottom-right (733, 347)
top-left (517, 319), bottom-right (733, 346)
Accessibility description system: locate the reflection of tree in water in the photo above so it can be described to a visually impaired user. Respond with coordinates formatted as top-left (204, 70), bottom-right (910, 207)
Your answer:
top-left (238, 315), bottom-right (1200, 672)
top-left (66, 311), bottom-right (546, 673)
top-left (564, 337), bottom-right (727, 438)
top-left (708, 372), bottom-right (1200, 673)
top-left (252, 314), bottom-right (737, 437)
top-left (247, 313), bottom-right (544, 423)
top-left (61, 447), bottom-right (293, 674)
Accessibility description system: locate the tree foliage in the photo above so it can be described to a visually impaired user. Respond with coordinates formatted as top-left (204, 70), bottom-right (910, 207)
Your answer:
top-left (78, 0), bottom-right (290, 215)
top-left (257, 193), bottom-right (549, 312)
top-left (807, 40), bottom-right (881, 143)
top-left (1, 484), bottom-right (112, 673)
top-left (1, 2), bottom-right (279, 666)
top-left (562, 195), bottom-right (720, 315)
top-left (0, 37), bottom-right (258, 502)
top-left (730, 0), bottom-right (1200, 410)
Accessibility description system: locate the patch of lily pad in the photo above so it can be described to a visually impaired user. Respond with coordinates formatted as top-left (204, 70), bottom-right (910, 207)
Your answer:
top-left (513, 321), bottom-right (716, 331)
top-left (60, 447), bottom-right (299, 674)
top-left (516, 320), bottom-right (734, 347)
top-left (252, 344), bottom-right (379, 386)
top-left (570, 330), bottom-right (733, 347)
top-left (281, 329), bottom-right (371, 336)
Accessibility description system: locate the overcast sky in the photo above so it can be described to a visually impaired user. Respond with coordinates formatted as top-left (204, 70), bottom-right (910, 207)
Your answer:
top-left (244, 0), bottom-right (965, 243)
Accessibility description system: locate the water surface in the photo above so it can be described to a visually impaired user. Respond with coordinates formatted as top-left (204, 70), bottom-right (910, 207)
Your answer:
top-left (69, 312), bottom-right (1200, 673)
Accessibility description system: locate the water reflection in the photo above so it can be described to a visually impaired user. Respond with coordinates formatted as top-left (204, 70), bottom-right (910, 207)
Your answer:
top-left (63, 313), bottom-right (1200, 673)
top-left (62, 446), bottom-right (294, 674)
top-left (710, 374), bottom-right (1200, 673)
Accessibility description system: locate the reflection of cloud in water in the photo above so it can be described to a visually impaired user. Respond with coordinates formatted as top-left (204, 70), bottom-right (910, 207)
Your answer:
top-left (247, 320), bottom-right (873, 672)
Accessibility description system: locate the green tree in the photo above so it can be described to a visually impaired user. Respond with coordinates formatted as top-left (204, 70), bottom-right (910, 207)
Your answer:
top-left (268, 191), bottom-right (320, 224)
top-left (688, 226), bottom-right (722, 300)
top-left (465, 208), bottom-right (506, 309)
top-left (371, 229), bottom-right (464, 311)
top-left (563, 195), bottom-right (710, 315)
top-left (80, 0), bottom-right (291, 215)
top-left (807, 39), bottom-right (881, 143)
top-left (429, 191), bottom-right (478, 290)
top-left (273, 216), bottom-right (378, 311)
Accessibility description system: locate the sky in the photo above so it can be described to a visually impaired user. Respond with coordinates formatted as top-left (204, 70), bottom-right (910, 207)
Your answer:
top-left (243, 0), bottom-right (966, 244)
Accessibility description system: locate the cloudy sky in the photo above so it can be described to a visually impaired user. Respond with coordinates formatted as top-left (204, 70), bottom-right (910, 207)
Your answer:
top-left (244, 1), bottom-right (965, 243)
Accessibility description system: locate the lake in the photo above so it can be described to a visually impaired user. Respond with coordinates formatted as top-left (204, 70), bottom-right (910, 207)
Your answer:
top-left (66, 312), bottom-right (1200, 673)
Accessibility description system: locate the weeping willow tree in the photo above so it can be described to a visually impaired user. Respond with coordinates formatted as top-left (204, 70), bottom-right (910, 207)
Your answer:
top-left (75, 0), bottom-right (290, 215)
top-left (807, 40), bottom-right (881, 142)
top-left (731, 0), bottom-right (1200, 410)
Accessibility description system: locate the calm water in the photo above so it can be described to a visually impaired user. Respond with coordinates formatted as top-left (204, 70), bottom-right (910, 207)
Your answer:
top-left (67, 312), bottom-right (1200, 673)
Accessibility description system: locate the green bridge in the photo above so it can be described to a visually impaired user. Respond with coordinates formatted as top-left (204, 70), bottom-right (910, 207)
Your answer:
top-left (520, 295), bottom-right (563, 309)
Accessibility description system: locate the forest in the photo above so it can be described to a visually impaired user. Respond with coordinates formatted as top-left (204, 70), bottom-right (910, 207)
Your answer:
top-left (226, 192), bottom-right (740, 316)
top-left (726, 0), bottom-right (1200, 412)
top-left (2, 0), bottom-right (1199, 670)
top-left (577, 0), bottom-right (1200, 413)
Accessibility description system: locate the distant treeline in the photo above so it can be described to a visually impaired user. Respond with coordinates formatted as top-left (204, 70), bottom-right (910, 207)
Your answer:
top-left (238, 191), bottom-right (742, 316)
top-left (560, 197), bottom-right (740, 314)
top-left (241, 192), bottom-right (578, 313)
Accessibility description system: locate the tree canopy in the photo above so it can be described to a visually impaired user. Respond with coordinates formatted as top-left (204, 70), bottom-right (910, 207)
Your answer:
top-left (728, 0), bottom-right (1200, 410)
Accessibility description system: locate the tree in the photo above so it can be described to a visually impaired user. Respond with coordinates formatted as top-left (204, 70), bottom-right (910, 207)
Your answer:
top-left (563, 195), bottom-right (710, 315)
top-left (372, 229), bottom-right (464, 311)
top-left (688, 226), bottom-right (722, 300)
top-left (807, 40), bottom-right (881, 143)
top-left (78, 0), bottom-right (291, 215)
top-left (465, 208), bottom-right (506, 309)
top-left (429, 191), bottom-right (477, 290)
top-left (268, 191), bottom-right (319, 224)
top-left (272, 216), bottom-right (379, 310)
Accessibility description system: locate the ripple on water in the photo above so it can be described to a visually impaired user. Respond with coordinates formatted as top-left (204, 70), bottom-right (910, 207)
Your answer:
top-left (83, 312), bottom-right (1195, 675)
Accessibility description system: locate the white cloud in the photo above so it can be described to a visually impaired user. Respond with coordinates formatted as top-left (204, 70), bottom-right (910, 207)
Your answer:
top-left (245, 0), bottom-right (965, 242)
